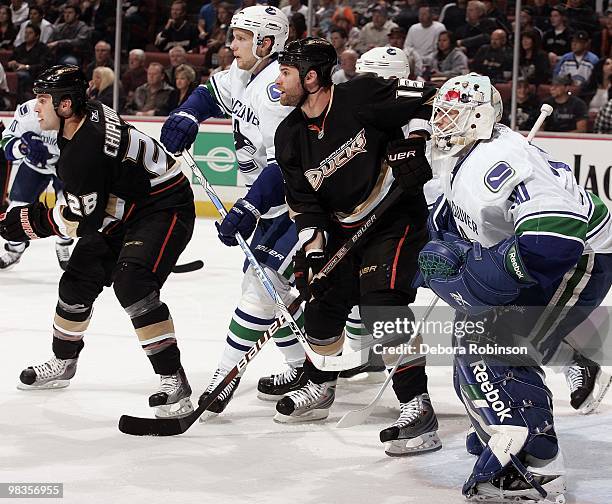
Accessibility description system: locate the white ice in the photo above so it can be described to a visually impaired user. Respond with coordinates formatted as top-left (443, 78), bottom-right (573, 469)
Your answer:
top-left (1, 218), bottom-right (611, 504)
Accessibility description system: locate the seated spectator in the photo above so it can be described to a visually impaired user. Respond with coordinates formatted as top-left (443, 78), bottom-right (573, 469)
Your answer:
top-left (7, 22), bottom-right (52, 102)
top-left (404, 6), bottom-right (445, 67)
top-left (202, 2), bottom-right (233, 61)
top-left (0, 6), bottom-right (17, 50)
top-left (332, 10), bottom-right (360, 50)
top-left (0, 61), bottom-right (10, 110)
top-left (531, 0), bottom-right (551, 32)
top-left (84, 40), bottom-right (113, 81)
top-left (288, 12), bottom-right (307, 42)
top-left (169, 63), bottom-right (197, 109)
top-left (544, 74), bottom-right (588, 132)
top-left (483, 0), bottom-right (511, 33)
top-left (281, 0), bottom-right (308, 19)
top-left (130, 62), bottom-right (175, 116)
top-left (505, 78), bottom-right (542, 130)
top-left (456, 0), bottom-right (497, 58)
top-left (9, 0), bottom-right (29, 29)
top-left (330, 26), bottom-right (348, 60)
top-left (593, 8), bottom-right (612, 58)
top-left (431, 31), bottom-right (469, 79)
top-left (87, 66), bottom-right (124, 111)
top-left (155, 0), bottom-right (198, 53)
top-left (46, 5), bottom-right (91, 66)
top-left (14, 5), bottom-right (54, 46)
top-left (395, 0), bottom-right (420, 32)
top-left (594, 97), bottom-right (612, 133)
top-left (439, 0), bottom-right (467, 34)
top-left (332, 49), bottom-right (358, 84)
top-left (517, 6), bottom-right (543, 39)
top-left (354, 5), bottom-right (397, 55)
top-left (471, 28), bottom-right (513, 83)
top-left (519, 30), bottom-right (550, 85)
top-left (316, 0), bottom-right (337, 36)
top-left (165, 45), bottom-right (187, 84)
top-left (554, 31), bottom-right (599, 92)
top-left (565, 0), bottom-right (599, 35)
top-left (387, 26), bottom-right (423, 77)
top-left (210, 46), bottom-right (233, 75)
top-left (122, 48), bottom-right (147, 105)
top-left (543, 5), bottom-right (572, 67)
top-left (586, 57), bottom-right (612, 114)
top-left (81, 0), bottom-right (113, 45)
top-left (199, 0), bottom-right (220, 41)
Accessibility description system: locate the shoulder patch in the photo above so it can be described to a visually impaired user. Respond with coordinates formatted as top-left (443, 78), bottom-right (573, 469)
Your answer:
top-left (18, 103), bottom-right (28, 117)
top-left (267, 82), bottom-right (282, 102)
top-left (485, 162), bottom-right (515, 193)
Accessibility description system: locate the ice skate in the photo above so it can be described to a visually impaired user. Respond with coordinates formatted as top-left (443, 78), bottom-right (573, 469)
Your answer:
top-left (0, 242), bottom-right (28, 270)
top-left (55, 238), bottom-right (74, 271)
top-left (198, 369), bottom-right (241, 422)
top-left (464, 466), bottom-right (566, 503)
top-left (149, 367), bottom-right (193, 419)
top-left (257, 366), bottom-right (307, 401)
top-left (274, 379), bottom-right (336, 423)
top-left (18, 356), bottom-right (78, 390)
top-left (564, 353), bottom-right (612, 414)
top-left (379, 393), bottom-right (442, 456)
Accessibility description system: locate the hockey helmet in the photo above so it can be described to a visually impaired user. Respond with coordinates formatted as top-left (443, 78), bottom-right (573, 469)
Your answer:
top-left (230, 6), bottom-right (289, 60)
top-left (356, 46), bottom-right (410, 79)
top-left (278, 37), bottom-right (337, 88)
top-left (431, 73), bottom-right (503, 157)
top-left (33, 65), bottom-right (88, 113)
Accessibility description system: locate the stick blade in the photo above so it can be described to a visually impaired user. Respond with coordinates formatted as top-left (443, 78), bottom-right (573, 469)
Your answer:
top-left (172, 260), bottom-right (204, 274)
top-left (335, 404), bottom-right (376, 429)
top-left (118, 410), bottom-right (199, 436)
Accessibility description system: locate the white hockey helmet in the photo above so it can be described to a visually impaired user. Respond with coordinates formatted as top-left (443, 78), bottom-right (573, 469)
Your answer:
top-left (356, 46), bottom-right (410, 79)
top-left (230, 6), bottom-right (289, 60)
top-left (431, 73), bottom-right (503, 156)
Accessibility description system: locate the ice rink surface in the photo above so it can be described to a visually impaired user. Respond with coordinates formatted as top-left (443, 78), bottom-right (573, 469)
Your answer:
top-left (1, 218), bottom-right (611, 504)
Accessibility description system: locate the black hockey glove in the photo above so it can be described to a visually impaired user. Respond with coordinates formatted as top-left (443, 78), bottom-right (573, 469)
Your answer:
top-left (386, 137), bottom-right (432, 196)
top-left (293, 248), bottom-right (329, 301)
top-left (0, 202), bottom-right (56, 242)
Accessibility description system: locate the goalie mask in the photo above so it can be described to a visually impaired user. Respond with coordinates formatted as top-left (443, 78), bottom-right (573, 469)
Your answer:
top-left (356, 46), bottom-right (410, 79)
top-left (431, 73), bottom-right (503, 157)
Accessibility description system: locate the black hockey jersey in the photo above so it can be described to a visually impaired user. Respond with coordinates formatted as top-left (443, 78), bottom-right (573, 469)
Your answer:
top-left (275, 76), bottom-right (435, 235)
top-left (53, 100), bottom-right (192, 237)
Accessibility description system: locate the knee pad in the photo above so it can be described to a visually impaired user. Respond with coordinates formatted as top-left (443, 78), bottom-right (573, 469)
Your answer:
top-left (113, 261), bottom-right (159, 308)
top-left (454, 356), bottom-right (558, 489)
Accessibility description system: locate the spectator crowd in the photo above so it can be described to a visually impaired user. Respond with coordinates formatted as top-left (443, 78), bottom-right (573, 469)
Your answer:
top-left (0, 0), bottom-right (610, 133)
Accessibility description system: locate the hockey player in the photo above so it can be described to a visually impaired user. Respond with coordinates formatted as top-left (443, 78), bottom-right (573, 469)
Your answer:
top-left (0, 65), bottom-right (196, 419)
top-left (0, 99), bottom-right (73, 270)
top-left (419, 73), bottom-right (612, 501)
top-left (274, 37), bottom-right (442, 456)
top-left (159, 6), bottom-right (308, 420)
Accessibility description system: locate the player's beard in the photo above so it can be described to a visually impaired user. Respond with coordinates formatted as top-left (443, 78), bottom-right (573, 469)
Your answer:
top-left (280, 86), bottom-right (305, 107)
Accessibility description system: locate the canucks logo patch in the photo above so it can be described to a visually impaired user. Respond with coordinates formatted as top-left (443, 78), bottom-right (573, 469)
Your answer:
top-left (485, 162), bottom-right (515, 193)
top-left (267, 82), bottom-right (282, 102)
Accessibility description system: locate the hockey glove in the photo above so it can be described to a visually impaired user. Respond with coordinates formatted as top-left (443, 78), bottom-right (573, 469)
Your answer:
top-left (20, 131), bottom-right (52, 167)
top-left (386, 137), bottom-right (432, 196)
top-left (293, 248), bottom-right (330, 301)
top-left (0, 202), bottom-right (57, 242)
top-left (160, 111), bottom-right (199, 155)
top-left (215, 198), bottom-right (261, 247)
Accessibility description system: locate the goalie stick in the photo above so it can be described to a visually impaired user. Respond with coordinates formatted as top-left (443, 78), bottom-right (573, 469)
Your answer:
top-left (182, 150), bottom-right (401, 372)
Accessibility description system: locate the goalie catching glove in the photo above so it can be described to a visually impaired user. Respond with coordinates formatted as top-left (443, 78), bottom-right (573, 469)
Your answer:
top-left (0, 202), bottom-right (58, 242)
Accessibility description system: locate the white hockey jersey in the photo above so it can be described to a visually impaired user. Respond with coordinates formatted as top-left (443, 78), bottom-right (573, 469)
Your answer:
top-left (433, 124), bottom-right (612, 258)
top-left (1, 99), bottom-right (60, 175)
top-left (209, 59), bottom-right (294, 216)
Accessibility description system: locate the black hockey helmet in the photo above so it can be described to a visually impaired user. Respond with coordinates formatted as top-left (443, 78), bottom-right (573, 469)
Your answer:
top-left (278, 37), bottom-right (337, 88)
top-left (33, 65), bottom-right (88, 113)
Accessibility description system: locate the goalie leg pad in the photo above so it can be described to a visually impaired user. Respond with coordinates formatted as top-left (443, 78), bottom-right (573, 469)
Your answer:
top-left (454, 355), bottom-right (559, 495)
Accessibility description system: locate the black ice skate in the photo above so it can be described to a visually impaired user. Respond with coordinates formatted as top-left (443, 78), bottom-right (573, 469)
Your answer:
top-left (564, 352), bottom-right (612, 414)
top-left (257, 366), bottom-right (307, 401)
top-left (274, 379), bottom-right (336, 423)
top-left (0, 242), bottom-right (28, 270)
top-left (198, 369), bottom-right (241, 422)
top-left (464, 465), bottom-right (566, 504)
top-left (18, 356), bottom-right (78, 390)
top-left (379, 393), bottom-right (442, 456)
top-left (55, 239), bottom-right (74, 271)
top-left (149, 367), bottom-right (193, 419)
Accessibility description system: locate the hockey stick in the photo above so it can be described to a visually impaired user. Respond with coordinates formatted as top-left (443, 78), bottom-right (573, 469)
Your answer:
top-left (336, 295), bottom-right (439, 429)
top-left (172, 260), bottom-right (204, 273)
top-left (526, 104), bottom-right (553, 143)
top-left (118, 297), bottom-right (303, 436)
top-left (182, 150), bottom-right (401, 371)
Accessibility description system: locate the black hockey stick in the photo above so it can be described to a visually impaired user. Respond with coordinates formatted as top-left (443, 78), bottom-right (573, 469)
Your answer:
top-left (118, 186), bottom-right (404, 436)
top-left (171, 260), bottom-right (204, 273)
top-left (118, 297), bottom-right (303, 436)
